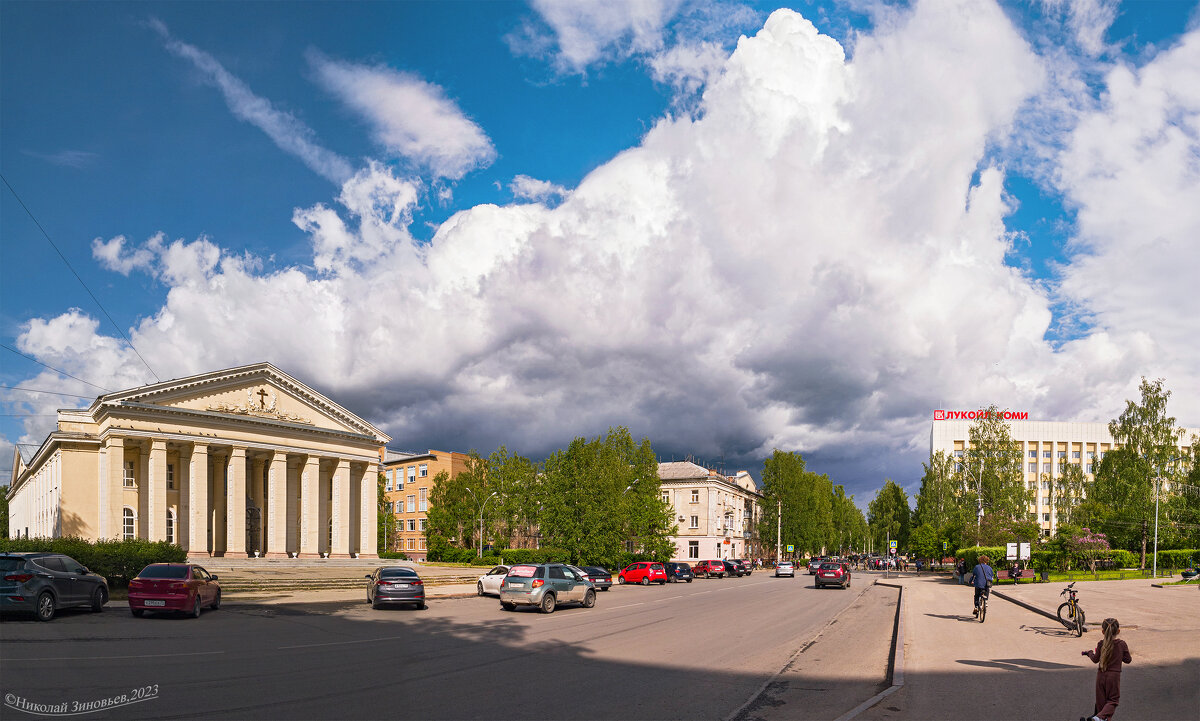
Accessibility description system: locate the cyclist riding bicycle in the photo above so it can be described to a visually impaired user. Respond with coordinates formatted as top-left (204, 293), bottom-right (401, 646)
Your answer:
top-left (969, 555), bottom-right (995, 616)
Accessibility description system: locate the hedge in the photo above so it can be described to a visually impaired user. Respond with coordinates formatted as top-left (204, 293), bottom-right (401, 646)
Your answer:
top-left (498, 548), bottom-right (573, 566)
top-left (0, 536), bottom-right (186, 587)
top-left (378, 551), bottom-right (409, 560)
top-left (955, 546), bottom-right (1006, 571)
top-left (1154, 549), bottom-right (1198, 568)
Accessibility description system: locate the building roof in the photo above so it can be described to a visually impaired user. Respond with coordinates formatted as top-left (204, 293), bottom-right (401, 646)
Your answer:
top-left (657, 461), bottom-right (715, 480)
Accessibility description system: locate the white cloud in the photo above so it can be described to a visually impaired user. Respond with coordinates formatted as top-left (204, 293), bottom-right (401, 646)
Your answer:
top-left (515, 0), bottom-right (684, 73)
top-left (509, 174), bottom-right (568, 203)
top-left (648, 41), bottom-right (728, 94)
top-left (1039, 0), bottom-right (1119, 56)
top-left (150, 18), bottom-right (353, 184)
top-left (22, 149), bottom-right (99, 168)
top-left (308, 52), bottom-right (495, 180)
top-left (9, 2), bottom-right (1198, 500)
top-left (91, 235), bottom-right (156, 275)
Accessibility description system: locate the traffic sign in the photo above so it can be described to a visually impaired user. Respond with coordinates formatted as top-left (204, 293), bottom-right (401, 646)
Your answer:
top-left (942, 541), bottom-right (948, 550)
top-left (889, 540), bottom-right (897, 555)
top-left (786, 545), bottom-right (794, 553)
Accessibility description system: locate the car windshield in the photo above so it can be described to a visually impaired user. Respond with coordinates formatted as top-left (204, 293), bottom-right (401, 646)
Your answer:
top-left (508, 565), bottom-right (538, 578)
top-left (779, 562), bottom-right (792, 566)
top-left (380, 568), bottom-right (418, 578)
top-left (139, 565), bottom-right (189, 579)
top-left (584, 567), bottom-right (606, 575)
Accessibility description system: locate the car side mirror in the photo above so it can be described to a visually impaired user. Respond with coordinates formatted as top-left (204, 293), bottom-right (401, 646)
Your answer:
top-left (210, 574), bottom-right (219, 581)
top-left (365, 574), bottom-right (372, 579)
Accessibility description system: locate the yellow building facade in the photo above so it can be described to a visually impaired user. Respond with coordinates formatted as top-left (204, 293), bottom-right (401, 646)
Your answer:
top-left (381, 449), bottom-right (471, 561)
top-left (7, 363), bottom-right (390, 559)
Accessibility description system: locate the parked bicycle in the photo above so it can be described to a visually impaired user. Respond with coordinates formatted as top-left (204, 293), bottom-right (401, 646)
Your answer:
top-left (1057, 582), bottom-right (1085, 636)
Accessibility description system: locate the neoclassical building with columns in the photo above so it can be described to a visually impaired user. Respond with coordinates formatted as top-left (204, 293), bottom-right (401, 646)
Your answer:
top-left (7, 363), bottom-right (390, 559)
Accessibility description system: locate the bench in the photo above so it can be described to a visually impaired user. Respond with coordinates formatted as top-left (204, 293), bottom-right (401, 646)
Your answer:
top-left (1001, 570), bottom-right (1037, 583)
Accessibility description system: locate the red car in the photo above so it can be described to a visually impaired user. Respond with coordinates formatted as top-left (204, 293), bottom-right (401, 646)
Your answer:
top-left (693, 560), bottom-right (726, 579)
top-left (815, 562), bottom-right (852, 589)
top-left (128, 563), bottom-right (221, 618)
top-left (617, 562), bottom-right (667, 585)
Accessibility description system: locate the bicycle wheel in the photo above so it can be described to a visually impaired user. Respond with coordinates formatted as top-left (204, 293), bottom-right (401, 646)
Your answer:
top-left (979, 598), bottom-right (987, 623)
top-left (1056, 601), bottom-right (1074, 625)
top-left (1074, 609), bottom-right (1086, 637)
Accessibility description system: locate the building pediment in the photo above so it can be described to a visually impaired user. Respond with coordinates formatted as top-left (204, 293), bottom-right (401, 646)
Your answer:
top-left (89, 363), bottom-right (389, 442)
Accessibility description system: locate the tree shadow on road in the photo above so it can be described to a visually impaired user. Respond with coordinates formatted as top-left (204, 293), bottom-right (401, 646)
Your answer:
top-left (924, 612), bottom-right (977, 623)
top-left (956, 658), bottom-right (1078, 671)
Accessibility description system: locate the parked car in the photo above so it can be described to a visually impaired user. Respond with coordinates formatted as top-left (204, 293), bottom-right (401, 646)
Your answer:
top-left (129, 563), bottom-right (220, 618)
top-left (775, 560), bottom-right (795, 578)
top-left (664, 562), bottom-right (694, 583)
top-left (738, 559), bottom-right (755, 575)
top-left (367, 566), bottom-right (426, 610)
top-left (808, 557), bottom-right (825, 575)
top-left (618, 561), bottom-right (667, 585)
top-left (574, 565), bottom-right (613, 591)
top-left (693, 560), bottom-right (726, 579)
top-left (815, 562), bottom-right (852, 589)
top-left (722, 560), bottom-right (746, 578)
top-left (0, 552), bottom-right (109, 621)
top-left (476, 564), bottom-right (511, 596)
top-left (500, 563), bottom-right (596, 613)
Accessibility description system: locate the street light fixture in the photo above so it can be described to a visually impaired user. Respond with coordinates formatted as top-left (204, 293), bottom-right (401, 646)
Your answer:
top-left (465, 486), bottom-right (500, 558)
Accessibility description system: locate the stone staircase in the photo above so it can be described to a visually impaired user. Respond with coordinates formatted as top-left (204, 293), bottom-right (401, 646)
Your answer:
top-left (190, 558), bottom-right (480, 593)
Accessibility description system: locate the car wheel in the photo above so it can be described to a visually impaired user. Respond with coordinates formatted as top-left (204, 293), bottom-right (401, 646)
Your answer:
top-left (641, 576), bottom-right (650, 586)
top-left (90, 586), bottom-right (108, 612)
top-left (583, 589), bottom-right (596, 608)
top-left (501, 602), bottom-right (515, 611)
top-left (191, 595), bottom-right (203, 619)
top-left (372, 598), bottom-right (381, 609)
top-left (477, 581), bottom-right (485, 596)
top-left (131, 608), bottom-right (144, 617)
top-left (211, 591), bottom-right (221, 610)
top-left (686, 578), bottom-right (692, 583)
top-left (704, 572), bottom-right (710, 579)
top-left (617, 575), bottom-right (626, 585)
top-left (540, 593), bottom-right (556, 614)
top-left (35, 592), bottom-right (56, 622)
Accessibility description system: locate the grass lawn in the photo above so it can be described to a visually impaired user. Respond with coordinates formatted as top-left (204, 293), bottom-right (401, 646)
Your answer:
top-left (1041, 569), bottom-right (1174, 582)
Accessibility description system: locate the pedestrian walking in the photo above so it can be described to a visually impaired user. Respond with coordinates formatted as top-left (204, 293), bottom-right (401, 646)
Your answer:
top-left (1081, 617), bottom-right (1131, 721)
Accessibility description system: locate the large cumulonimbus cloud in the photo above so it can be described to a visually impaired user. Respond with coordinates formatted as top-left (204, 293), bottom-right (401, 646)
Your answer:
top-left (9, 3), bottom-right (1200, 498)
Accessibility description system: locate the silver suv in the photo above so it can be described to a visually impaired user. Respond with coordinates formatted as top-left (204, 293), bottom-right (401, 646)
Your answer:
top-left (499, 563), bottom-right (596, 613)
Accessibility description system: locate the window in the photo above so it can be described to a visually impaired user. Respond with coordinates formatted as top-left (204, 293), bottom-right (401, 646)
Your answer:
top-left (407, 538), bottom-right (415, 550)
top-left (1086, 464), bottom-right (1094, 474)
top-left (1028, 450), bottom-right (1037, 458)
top-left (1028, 481), bottom-right (1037, 490)
top-left (418, 464), bottom-right (428, 478)
top-left (123, 508), bottom-right (135, 540)
top-left (954, 449), bottom-right (964, 457)
top-left (385, 477), bottom-right (393, 492)
top-left (1028, 463), bottom-right (1036, 472)
top-left (1087, 451), bottom-right (1095, 459)
top-left (419, 487), bottom-right (427, 512)
top-left (418, 538), bottom-right (426, 550)
top-left (395, 500), bottom-right (403, 514)
top-left (418, 518), bottom-right (426, 532)
top-left (1043, 513), bottom-right (1050, 522)
top-left (166, 510), bottom-right (175, 544)
top-left (661, 491), bottom-right (670, 504)
top-left (1057, 451), bottom-right (1066, 458)
top-left (1043, 450), bottom-right (1052, 458)
top-left (689, 515), bottom-right (699, 529)
top-left (123, 461), bottom-right (135, 488)
top-left (956, 463), bottom-right (963, 473)
top-left (1041, 480), bottom-right (1050, 490)
top-left (407, 519), bottom-right (416, 532)
top-left (166, 464), bottom-right (175, 490)
top-left (688, 541), bottom-right (699, 559)
top-left (407, 495), bottom-right (415, 513)
top-left (1072, 451), bottom-right (1081, 459)
top-left (407, 466), bottom-right (416, 484)
top-left (1043, 463), bottom-right (1051, 473)
top-left (690, 490), bottom-right (699, 503)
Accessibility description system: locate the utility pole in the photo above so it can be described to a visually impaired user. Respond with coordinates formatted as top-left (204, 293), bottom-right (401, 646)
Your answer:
top-left (776, 498), bottom-right (782, 564)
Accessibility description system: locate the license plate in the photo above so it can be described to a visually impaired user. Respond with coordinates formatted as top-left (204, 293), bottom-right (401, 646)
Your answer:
top-left (395, 583), bottom-right (410, 589)
top-left (144, 600), bottom-right (166, 606)
top-left (508, 582), bottom-right (524, 588)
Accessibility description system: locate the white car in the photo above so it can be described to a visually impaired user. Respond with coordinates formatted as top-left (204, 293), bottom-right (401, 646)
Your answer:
top-left (476, 565), bottom-right (511, 596)
top-left (775, 561), bottom-right (795, 578)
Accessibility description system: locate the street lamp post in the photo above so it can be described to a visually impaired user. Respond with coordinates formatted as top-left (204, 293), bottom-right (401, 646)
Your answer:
top-left (465, 487), bottom-right (499, 558)
top-left (1152, 456), bottom-right (1181, 579)
top-left (961, 458), bottom-right (984, 545)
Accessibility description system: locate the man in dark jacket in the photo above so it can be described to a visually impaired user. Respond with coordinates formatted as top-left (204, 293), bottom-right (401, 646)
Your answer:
top-left (969, 555), bottom-right (995, 615)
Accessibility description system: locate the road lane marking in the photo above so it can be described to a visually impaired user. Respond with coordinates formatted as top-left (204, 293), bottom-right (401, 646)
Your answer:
top-left (280, 634), bottom-right (409, 650)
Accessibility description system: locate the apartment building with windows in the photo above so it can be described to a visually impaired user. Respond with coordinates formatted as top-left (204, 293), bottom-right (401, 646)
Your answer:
top-left (381, 449), bottom-right (470, 561)
top-left (931, 417), bottom-right (1197, 537)
top-left (657, 461), bottom-right (763, 562)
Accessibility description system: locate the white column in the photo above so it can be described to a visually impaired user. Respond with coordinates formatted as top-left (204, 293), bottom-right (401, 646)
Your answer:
top-left (266, 452), bottom-right (288, 557)
top-left (101, 437), bottom-right (124, 539)
top-left (225, 447), bottom-right (247, 556)
top-left (299, 456), bottom-right (320, 557)
top-left (178, 446), bottom-right (192, 552)
top-left (148, 439), bottom-right (167, 541)
top-left (331, 459), bottom-right (351, 557)
top-left (137, 447), bottom-right (150, 538)
top-left (188, 444), bottom-right (209, 557)
top-left (360, 463), bottom-right (378, 558)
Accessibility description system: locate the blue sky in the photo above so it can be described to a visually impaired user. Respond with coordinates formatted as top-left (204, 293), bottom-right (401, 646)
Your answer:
top-left (3, 1), bottom-right (1199, 508)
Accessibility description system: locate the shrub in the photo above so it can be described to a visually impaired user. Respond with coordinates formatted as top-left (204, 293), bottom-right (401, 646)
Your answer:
top-left (955, 546), bottom-right (1006, 571)
top-left (499, 548), bottom-right (572, 566)
top-left (1108, 549), bottom-right (1138, 568)
top-left (0, 536), bottom-right (185, 587)
top-left (378, 551), bottom-right (409, 560)
top-left (1155, 549), bottom-right (1198, 568)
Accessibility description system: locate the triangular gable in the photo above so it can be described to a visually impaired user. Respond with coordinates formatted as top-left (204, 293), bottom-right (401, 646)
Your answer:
top-left (91, 363), bottom-right (389, 441)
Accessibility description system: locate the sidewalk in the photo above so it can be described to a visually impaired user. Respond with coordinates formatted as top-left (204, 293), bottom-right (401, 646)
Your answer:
top-left (856, 576), bottom-right (1199, 721)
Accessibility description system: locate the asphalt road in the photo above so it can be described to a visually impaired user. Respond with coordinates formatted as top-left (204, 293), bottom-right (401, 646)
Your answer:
top-left (0, 572), bottom-right (875, 720)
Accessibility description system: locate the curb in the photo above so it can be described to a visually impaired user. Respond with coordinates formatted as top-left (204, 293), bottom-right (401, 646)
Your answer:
top-left (833, 580), bottom-right (905, 721)
top-left (990, 588), bottom-right (1060, 624)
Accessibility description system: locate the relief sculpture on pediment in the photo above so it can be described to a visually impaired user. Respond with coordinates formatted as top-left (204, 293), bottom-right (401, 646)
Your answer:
top-left (207, 387), bottom-right (313, 425)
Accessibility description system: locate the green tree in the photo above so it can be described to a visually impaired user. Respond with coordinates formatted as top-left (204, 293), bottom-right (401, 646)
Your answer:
top-left (486, 446), bottom-right (540, 550)
top-left (829, 485), bottom-right (868, 554)
top-left (914, 451), bottom-right (959, 531)
top-left (1083, 378), bottom-right (1186, 565)
top-left (537, 427), bottom-right (673, 566)
top-left (909, 522), bottom-right (942, 560)
top-left (867, 479), bottom-right (910, 552)
top-left (1053, 463), bottom-right (1087, 528)
top-left (0, 485), bottom-right (8, 539)
top-left (377, 473), bottom-right (396, 552)
top-left (757, 451), bottom-right (834, 557)
top-left (960, 406), bottom-right (1032, 544)
top-left (426, 451), bottom-right (491, 551)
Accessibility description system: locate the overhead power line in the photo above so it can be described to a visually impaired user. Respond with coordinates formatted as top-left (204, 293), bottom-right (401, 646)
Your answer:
top-left (1, 172), bottom-right (160, 383)
top-left (0, 343), bottom-right (112, 392)
top-left (0, 385), bottom-right (96, 399)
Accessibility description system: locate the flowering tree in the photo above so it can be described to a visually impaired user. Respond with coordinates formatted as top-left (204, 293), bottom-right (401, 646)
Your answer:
top-left (1068, 528), bottom-right (1111, 572)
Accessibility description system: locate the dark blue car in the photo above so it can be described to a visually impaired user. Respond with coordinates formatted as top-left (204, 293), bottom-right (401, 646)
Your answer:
top-left (664, 562), bottom-right (694, 583)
